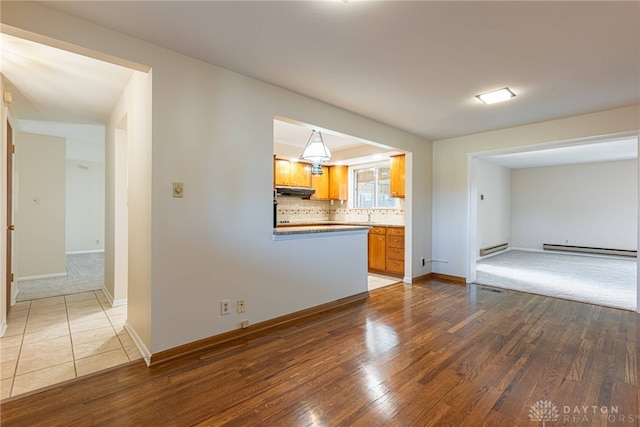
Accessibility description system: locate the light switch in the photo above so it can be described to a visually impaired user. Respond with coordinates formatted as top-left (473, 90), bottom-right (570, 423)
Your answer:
top-left (172, 182), bottom-right (184, 198)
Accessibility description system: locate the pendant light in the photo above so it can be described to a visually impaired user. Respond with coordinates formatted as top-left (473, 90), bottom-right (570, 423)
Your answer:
top-left (300, 130), bottom-right (331, 175)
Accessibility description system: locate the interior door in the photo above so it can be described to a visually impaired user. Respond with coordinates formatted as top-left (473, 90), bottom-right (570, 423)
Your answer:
top-left (6, 120), bottom-right (13, 313)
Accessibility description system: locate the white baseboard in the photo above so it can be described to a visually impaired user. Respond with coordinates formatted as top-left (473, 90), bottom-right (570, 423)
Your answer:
top-left (66, 249), bottom-right (105, 255)
top-left (11, 282), bottom-right (19, 305)
top-left (101, 286), bottom-right (127, 307)
top-left (0, 320), bottom-right (7, 337)
top-left (124, 322), bottom-right (151, 366)
top-left (17, 272), bottom-right (66, 281)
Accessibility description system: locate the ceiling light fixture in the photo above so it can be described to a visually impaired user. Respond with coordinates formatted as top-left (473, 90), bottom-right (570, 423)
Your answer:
top-left (300, 130), bottom-right (331, 175)
top-left (475, 87), bottom-right (516, 105)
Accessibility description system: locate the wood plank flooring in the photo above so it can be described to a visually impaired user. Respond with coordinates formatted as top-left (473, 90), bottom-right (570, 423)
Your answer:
top-left (1, 279), bottom-right (637, 426)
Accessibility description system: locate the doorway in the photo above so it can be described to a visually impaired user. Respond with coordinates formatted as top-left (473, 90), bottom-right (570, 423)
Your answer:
top-left (467, 134), bottom-right (639, 310)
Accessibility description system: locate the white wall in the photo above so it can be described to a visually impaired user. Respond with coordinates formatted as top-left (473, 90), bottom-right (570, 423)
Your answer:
top-left (16, 132), bottom-right (66, 278)
top-left (476, 159), bottom-right (511, 255)
top-left (2, 2), bottom-right (432, 353)
top-left (66, 159), bottom-right (105, 253)
top-left (511, 159), bottom-right (637, 251)
top-left (433, 105), bottom-right (640, 280)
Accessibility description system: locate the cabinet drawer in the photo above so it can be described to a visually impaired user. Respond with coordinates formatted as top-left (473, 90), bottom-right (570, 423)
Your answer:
top-left (386, 247), bottom-right (404, 261)
top-left (386, 235), bottom-right (404, 249)
top-left (387, 227), bottom-right (404, 236)
top-left (386, 259), bottom-right (404, 274)
top-left (369, 226), bottom-right (386, 235)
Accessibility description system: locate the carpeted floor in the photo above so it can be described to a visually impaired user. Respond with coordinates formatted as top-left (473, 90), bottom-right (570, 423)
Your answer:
top-left (475, 249), bottom-right (637, 311)
top-left (16, 253), bottom-right (104, 301)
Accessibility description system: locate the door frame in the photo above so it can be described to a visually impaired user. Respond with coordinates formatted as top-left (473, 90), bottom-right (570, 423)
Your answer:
top-left (6, 119), bottom-right (13, 313)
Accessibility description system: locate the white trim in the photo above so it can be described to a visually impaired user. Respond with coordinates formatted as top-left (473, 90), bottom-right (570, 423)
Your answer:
top-left (124, 322), bottom-right (151, 366)
top-left (11, 282), bottom-right (18, 305)
top-left (0, 320), bottom-right (7, 337)
top-left (403, 276), bottom-right (411, 283)
top-left (101, 286), bottom-right (127, 307)
top-left (66, 249), bottom-right (105, 255)
top-left (17, 272), bottom-right (66, 281)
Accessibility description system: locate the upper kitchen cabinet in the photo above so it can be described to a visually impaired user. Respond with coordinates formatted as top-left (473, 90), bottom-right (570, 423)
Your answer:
top-left (329, 165), bottom-right (348, 201)
top-left (311, 165), bottom-right (329, 200)
top-left (274, 157), bottom-right (312, 188)
top-left (274, 158), bottom-right (291, 186)
top-left (290, 162), bottom-right (312, 188)
top-left (390, 154), bottom-right (405, 198)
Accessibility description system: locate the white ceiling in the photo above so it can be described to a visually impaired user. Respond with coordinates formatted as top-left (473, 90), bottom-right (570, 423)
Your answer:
top-left (2, 1), bottom-right (639, 167)
top-left (481, 137), bottom-right (638, 169)
top-left (33, 0), bottom-right (640, 141)
top-left (0, 33), bottom-right (134, 123)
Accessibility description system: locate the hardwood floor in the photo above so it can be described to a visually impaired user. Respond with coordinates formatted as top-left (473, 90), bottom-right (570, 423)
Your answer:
top-left (1, 279), bottom-right (637, 426)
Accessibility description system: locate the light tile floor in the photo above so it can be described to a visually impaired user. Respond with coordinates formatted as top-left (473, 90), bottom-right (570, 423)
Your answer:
top-left (0, 290), bottom-right (141, 399)
top-left (368, 273), bottom-right (401, 291)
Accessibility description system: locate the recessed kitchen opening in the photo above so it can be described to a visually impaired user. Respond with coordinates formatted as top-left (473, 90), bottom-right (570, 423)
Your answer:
top-left (273, 117), bottom-right (407, 290)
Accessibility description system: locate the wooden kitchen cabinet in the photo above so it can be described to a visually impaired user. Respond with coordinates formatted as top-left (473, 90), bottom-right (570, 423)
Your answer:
top-left (368, 226), bottom-right (404, 277)
top-left (290, 162), bottom-right (311, 187)
top-left (390, 154), bottom-right (405, 198)
top-left (311, 166), bottom-right (329, 199)
top-left (368, 227), bottom-right (386, 272)
top-left (274, 158), bottom-right (312, 188)
top-left (329, 165), bottom-right (348, 201)
top-left (274, 158), bottom-right (291, 186)
top-left (385, 226), bottom-right (405, 275)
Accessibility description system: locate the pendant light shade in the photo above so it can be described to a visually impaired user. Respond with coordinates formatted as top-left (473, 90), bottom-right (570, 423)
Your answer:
top-left (300, 130), bottom-right (331, 175)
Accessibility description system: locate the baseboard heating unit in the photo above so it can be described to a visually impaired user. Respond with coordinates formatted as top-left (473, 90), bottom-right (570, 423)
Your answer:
top-left (479, 243), bottom-right (508, 257)
top-left (542, 243), bottom-right (637, 258)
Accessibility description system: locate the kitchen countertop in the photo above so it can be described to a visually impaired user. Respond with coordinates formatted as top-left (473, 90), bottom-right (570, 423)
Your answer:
top-left (272, 224), bottom-right (373, 240)
top-left (275, 221), bottom-right (405, 229)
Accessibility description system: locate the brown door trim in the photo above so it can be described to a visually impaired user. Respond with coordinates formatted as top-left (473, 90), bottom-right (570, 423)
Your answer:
top-left (6, 120), bottom-right (13, 313)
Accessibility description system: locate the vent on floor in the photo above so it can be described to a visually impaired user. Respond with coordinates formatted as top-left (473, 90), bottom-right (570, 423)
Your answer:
top-left (479, 243), bottom-right (508, 257)
top-left (479, 287), bottom-right (503, 293)
top-left (542, 243), bottom-right (637, 258)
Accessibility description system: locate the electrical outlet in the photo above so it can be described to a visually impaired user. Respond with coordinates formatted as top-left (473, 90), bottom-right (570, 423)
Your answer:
top-left (237, 300), bottom-right (246, 313)
top-left (220, 299), bottom-right (230, 315)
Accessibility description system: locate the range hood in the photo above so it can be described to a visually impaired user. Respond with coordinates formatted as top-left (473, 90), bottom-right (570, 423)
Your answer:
top-left (275, 186), bottom-right (316, 198)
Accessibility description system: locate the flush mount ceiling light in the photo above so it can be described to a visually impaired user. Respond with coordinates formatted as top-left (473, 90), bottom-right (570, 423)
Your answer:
top-left (300, 130), bottom-right (331, 175)
top-left (475, 87), bottom-right (516, 105)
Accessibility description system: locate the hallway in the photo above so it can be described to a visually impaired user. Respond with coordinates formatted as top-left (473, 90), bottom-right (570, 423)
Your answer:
top-left (1, 291), bottom-right (140, 399)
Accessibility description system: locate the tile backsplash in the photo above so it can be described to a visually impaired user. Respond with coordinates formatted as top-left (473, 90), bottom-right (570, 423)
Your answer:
top-left (276, 196), bottom-right (405, 225)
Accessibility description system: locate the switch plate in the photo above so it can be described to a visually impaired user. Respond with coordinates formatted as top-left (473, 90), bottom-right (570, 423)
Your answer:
top-left (220, 299), bottom-right (230, 315)
top-left (173, 182), bottom-right (184, 198)
top-left (237, 300), bottom-right (246, 313)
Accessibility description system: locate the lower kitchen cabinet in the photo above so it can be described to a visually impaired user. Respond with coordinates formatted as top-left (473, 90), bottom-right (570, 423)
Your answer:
top-left (368, 226), bottom-right (386, 271)
top-left (368, 226), bottom-right (404, 277)
top-left (385, 227), bottom-right (405, 275)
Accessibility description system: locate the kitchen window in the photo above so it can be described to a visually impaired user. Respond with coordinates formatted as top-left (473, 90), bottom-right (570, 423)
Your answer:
top-left (353, 164), bottom-right (395, 208)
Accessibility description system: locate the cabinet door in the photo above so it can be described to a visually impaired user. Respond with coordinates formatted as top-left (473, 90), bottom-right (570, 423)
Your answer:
top-left (290, 162), bottom-right (311, 187)
top-left (311, 166), bottom-right (329, 199)
top-left (390, 154), bottom-right (405, 198)
top-left (329, 165), bottom-right (348, 200)
top-left (274, 159), bottom-right (291, 186)
top-left (368, 232), bottom-right (386, 271)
